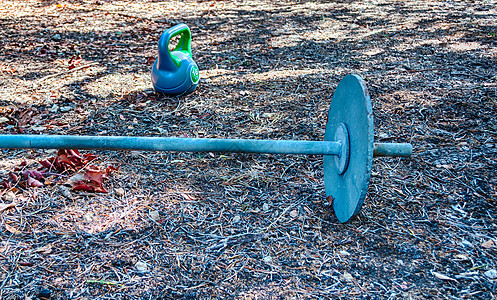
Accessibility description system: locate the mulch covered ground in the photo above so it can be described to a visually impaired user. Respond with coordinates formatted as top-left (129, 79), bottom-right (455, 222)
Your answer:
top-left (0, 0), bottom-right (496, 299)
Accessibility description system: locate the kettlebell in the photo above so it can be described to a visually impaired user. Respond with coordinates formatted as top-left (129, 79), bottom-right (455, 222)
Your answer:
top-left (151, 24), bottom-right (200, 95)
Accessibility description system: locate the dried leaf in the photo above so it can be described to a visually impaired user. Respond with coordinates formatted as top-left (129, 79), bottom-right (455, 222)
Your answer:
top-left (69, 165), bottom-right (115, 193)
top-left (34, 245), bottom-right (52, 254)
top-left (181, 193), bottom-right (195, 201)
top-left (135, 261), bottom-right (148, 272)
top-left (51, 149), bottom-right (96, 172)
top-left (38, 159), bottom-right (54, 169)
top-left (326, 195), bottom-right (334, 206)
top-left (83, 166), bottom-right (109, 193)
top-left (481, 239), bottom-right (495, 249)
top-left (106, 165), bottom-right (119, 174)
top-left (71, 181), bottom-right (97, 192)
top-left (23, 170), bottom-right (45, 180)
top-left (149, 210), bottom-right (160, 221)
top-left (58, 186), bottom-right (72, 199)
top-left (1, 180), bottom-right (12, 189)
top-left (115, 187), bottom-right (125, 197)
top-left (0, 202), bottom-right (16, 213)
top-left (9, 172), bottom-right (19, 182)
top-left (3, 191), bottom-right (16, 201)
top-left (432, 271), bottom-right (457, 281)
top-left (4, 223), bottom-right (21, 234)
top-left (27, 177), bottom-right (43, 187)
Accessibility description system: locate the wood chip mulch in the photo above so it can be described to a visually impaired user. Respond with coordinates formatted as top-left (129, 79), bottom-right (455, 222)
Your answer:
top-left (0, 0), bottom-right (496, 299)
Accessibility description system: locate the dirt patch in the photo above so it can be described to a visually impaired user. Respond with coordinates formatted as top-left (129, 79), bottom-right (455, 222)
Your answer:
top-left (0, 0), bottom-right (496, 299)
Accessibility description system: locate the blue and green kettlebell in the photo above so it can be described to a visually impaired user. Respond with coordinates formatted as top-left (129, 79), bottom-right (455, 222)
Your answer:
top-left (151, 24), bottom-right (200, 95)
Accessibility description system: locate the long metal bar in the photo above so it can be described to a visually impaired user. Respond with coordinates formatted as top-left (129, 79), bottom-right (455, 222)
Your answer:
top-left (0, 134), bottom-right (341, 155)
top-left (0, 135), bottom-right (412, 157)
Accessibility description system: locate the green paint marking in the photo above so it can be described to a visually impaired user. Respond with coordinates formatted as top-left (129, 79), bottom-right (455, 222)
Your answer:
top-left (191, 66), bottom-right (200, 83)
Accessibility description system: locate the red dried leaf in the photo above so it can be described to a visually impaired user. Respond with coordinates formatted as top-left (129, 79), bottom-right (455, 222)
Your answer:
top-left (85, 166), bottom-right (107, 180)
top-left (71, 181), bottom-right (95, 192)
top-left (8, 149), bottom-right (117, 194)
top-left (57, 149), bottom-right (82, 167)
top-left (145, 56), bottom-right (155, 64)
top-left (71, 180), bottom-right (106, 193)
top-left (2, 180), bottom-right (12, 189)
top-left (68, 55), bottom-right (82, 70)
top-left (83, 166), bottom-right (108, 192)
top-left (9, 172), bottom-right (19, 182)
top-left (105, 165), bottom-right (119, 174)
top-left (38, 159), bottom-right (54, 169)
top-left (23, 170), bottom-right (45, 180)
top-left (69, 165), bottom-right (115, 193)
top-left (27, 177), bottom-right (43, 187)
top-left (50, 149), bottom-right (97, 172)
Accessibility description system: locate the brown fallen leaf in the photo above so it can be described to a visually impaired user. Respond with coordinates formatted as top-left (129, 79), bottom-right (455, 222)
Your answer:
top-left (9, 172), bottom-right (19, 182)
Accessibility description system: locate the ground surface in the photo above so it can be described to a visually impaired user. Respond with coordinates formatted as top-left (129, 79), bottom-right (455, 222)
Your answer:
top-left (0, 0), bottom-right (496, 299)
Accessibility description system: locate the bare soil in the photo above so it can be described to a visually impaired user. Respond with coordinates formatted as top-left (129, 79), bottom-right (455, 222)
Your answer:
top-left (0, 0), bottom-right (496, 299)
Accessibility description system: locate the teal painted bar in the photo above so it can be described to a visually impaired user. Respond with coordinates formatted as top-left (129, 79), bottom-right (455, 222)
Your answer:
top-left (0, 135), bottom-right (412, 157)
top-left (0, 134), bottom-right (342, 156)
top-left (373, 143), bottom-right (412, 157)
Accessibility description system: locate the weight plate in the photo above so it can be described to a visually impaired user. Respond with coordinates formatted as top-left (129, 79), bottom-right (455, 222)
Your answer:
top-left (323, 74), bottom-right (374, 223)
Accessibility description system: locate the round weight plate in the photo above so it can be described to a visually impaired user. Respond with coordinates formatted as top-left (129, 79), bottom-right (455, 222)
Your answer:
top-left (323, 74), bottom-right (373, 223)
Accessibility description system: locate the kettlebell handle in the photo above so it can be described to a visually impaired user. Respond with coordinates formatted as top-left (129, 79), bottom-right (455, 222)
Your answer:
top-left (157, 23), bottom-right (193, 71)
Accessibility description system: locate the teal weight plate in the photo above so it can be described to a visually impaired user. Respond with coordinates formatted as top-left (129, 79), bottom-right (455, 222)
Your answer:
top-left (323, 74), bottom-right (374, 223)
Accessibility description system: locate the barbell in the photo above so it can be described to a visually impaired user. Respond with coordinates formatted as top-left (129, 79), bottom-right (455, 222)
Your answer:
top-left (0, 75), bottom-right (411, 222)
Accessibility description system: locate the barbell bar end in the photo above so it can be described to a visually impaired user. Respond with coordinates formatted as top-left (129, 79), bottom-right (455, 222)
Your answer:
top-left (373, 142), bottom-right (412, 157)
